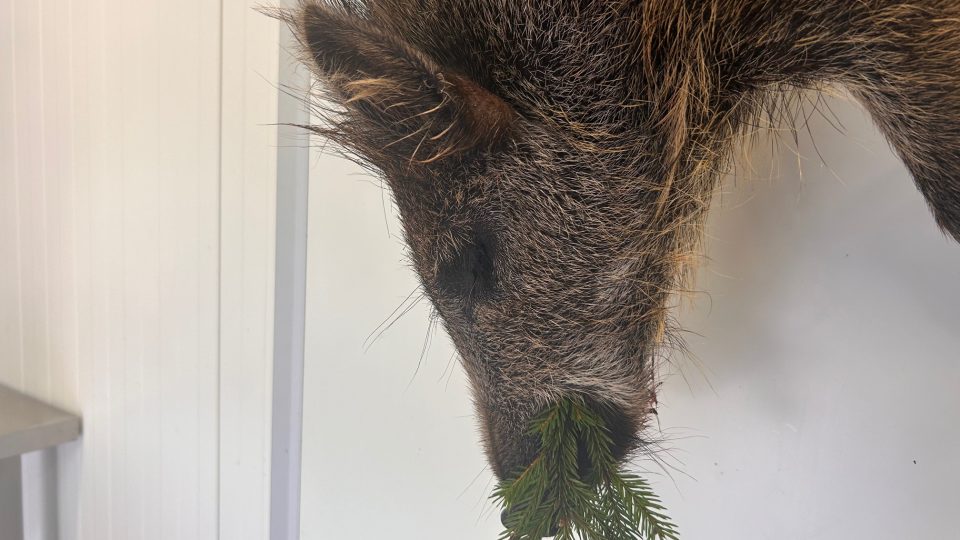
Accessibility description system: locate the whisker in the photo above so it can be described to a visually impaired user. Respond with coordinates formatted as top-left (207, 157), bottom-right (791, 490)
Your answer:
top-left (457, 465), bottom-right (490, 500)
top-left (405, 311), bottom-right (438, 391)
top-left (363, 288), bottom-right (424, 351)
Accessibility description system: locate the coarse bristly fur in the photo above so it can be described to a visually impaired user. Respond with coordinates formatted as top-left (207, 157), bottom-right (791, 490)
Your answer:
top-left (272, 0), bottom-right (960, 482)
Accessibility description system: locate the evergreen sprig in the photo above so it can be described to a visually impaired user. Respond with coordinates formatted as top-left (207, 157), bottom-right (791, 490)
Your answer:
top-left (491, 397), bottom-right (679, 540)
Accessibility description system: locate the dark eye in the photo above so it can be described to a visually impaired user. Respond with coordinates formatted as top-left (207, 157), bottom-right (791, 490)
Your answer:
top-left (436, 229), bottom-right (498, 302)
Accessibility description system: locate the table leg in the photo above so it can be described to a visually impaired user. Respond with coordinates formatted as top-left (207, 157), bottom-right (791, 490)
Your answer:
top-left (0, 456), bottom-right (23, 540)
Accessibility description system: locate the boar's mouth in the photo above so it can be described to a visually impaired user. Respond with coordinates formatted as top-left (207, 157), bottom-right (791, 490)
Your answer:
top-left (493, 396), bottom-right (642, 482)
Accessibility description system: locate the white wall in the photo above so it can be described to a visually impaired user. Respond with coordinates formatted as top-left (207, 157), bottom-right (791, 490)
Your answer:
top-left (0, 1), bottom-right (282, 538)
top-left (302, 151), bottom-right (500, 539)
top-left (655, 97), bottom-right (960, 539)
top-left (300, 94), bottom-right (960, 539)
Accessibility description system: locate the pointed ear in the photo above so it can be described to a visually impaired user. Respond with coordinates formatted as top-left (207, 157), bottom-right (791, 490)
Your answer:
top-left (290, 2), bottom-right (515, 166)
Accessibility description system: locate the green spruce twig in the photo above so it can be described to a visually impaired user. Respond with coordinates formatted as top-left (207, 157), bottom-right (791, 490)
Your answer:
top-left (491, 397), bottom-right (679, 540)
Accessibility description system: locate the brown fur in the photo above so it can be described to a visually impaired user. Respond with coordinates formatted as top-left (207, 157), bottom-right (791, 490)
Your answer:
top-left (275, 1), bottom-right (960, 480)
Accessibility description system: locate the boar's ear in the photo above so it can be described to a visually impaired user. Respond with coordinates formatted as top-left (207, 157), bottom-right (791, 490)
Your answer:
top-left (291, 2), bottom-right (515, 166)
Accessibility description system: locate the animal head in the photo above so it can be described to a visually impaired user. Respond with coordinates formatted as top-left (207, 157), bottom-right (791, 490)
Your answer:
top-left (280, 0), bottom-right (960, 480)
top-left (280, 0), bottom-right (735, 481)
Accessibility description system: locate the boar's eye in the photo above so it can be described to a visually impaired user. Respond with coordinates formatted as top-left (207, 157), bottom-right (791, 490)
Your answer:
top-left (436, 228), bottom-right (498, 302)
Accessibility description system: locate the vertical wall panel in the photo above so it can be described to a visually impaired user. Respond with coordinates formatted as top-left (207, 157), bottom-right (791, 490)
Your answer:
top-left (219, 2), bottom-right (281, 538)
top-left (60, 2), bottom-right (91, 536)
top-left (39, 0), bottom-right (79, 415)
top-left (0, 0), bottom-right (25, 390)
top-left (0, 0), bottom-right (280, 538)
top-left (11, 0), bottom-right (49, 400)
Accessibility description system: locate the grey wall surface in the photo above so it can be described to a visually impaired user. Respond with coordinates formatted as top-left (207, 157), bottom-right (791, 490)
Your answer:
top-left (300, 94), bottom-right (960, 539)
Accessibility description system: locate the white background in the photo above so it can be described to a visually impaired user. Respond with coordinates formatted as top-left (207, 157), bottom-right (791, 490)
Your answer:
top-left (301, 93), bottom-right (960, 539)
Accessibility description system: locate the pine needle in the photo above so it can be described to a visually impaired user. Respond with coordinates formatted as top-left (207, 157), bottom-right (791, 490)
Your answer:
top-left (491, 397), bottom-right (679, 540)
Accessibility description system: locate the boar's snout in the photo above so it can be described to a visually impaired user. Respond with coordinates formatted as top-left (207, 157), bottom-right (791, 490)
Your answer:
top-left (483, 396), bottom-right (640, 482)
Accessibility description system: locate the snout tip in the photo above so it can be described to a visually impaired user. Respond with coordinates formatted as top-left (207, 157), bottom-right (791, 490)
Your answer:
top-left (500, 506), bottom-right (559, 538)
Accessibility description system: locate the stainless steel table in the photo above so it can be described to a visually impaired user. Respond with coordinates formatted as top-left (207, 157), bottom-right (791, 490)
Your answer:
top-left (0, 385), bottom-right (81, 539)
